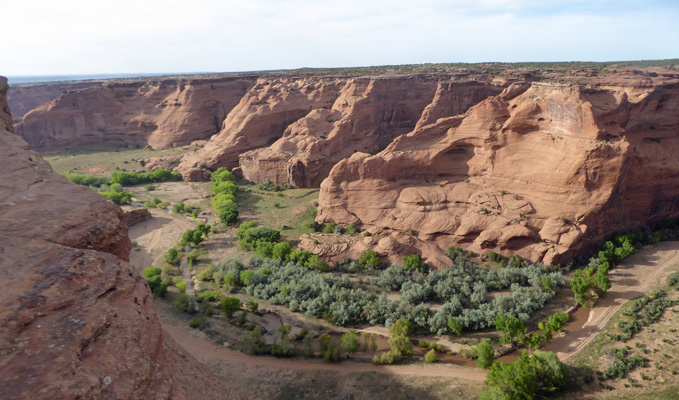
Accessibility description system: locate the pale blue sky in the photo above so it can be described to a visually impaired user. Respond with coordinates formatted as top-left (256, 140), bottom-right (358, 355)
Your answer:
top-left (3, 0), bottom-right (678, 75)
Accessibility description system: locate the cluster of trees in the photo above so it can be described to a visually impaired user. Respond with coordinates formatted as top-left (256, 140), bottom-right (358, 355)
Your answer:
top-left (172, 201), bottom-right (200, 217)
top-left (194, 224), bottom-right (564, 334)
top-left (211, 168), bottom-right (239, 225)
top-left (144, 196), bottom-right (169, 209)
top-left (479, 351), bottom-right (569, 399)
top-left (571, 227), bottom-right (669, 307)
top-left (495, 312), bottom-right (569, 350)
top-left (142, 267), bottom-right (168, 297)
top-left (99, 182), bottom-right (133, 205)
top-left (181, 223), bottom-right (211, 247)
top-left (369, 254), bottom-right (564, 334)
top-left (257, 179), bottom-right (286, 192)
top-left (65, 169), bottom-right (182, 205)
top-left (63, 173), bottom-right (108, 187)
top-left (372, 319), bottom-right (414, 364)
top-left (237, 222), bottom-right (330, 271)
top-left (109, 169), bottom-right (182, 186)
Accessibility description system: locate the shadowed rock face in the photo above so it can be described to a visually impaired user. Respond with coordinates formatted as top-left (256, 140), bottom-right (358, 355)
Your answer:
top-left (14, 77), bottom-right (257, 151)
top-left (315, 70), bottom-right (679, 267)
top-left (0, 77), bottom-right (246, 400)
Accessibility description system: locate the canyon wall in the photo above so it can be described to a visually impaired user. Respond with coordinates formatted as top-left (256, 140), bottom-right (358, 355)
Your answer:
top-left (175, 77), bottom-right (347, 180)
top-left (178, 77), bottom-right (504, 184)
top-left (238, 79), bottom-right (506, 187)
top-left (14, 76), bottom-right (257, 151)
top-left (0, 76), bottom-right (246, 399)
top-left (8, 80), bottom-right (104, 123)
top-left (10, 66), bottom-right (679, 265)
top-left (315, 69), bottom-right (679, 267)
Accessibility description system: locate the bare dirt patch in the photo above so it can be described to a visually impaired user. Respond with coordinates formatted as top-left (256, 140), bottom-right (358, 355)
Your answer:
top-left (127, 208), bottom-right (196, 269)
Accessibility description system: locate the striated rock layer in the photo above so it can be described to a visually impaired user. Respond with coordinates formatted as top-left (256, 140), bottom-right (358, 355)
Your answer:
top-left (15, 76), bottom-right (257, 151)
top-left (237, 79), bottom-right (506, 187)
top-left (316, 68), bottom-right (679, 267)
top-left (0, 77), bottom-right (246, 400)
top-left (179, 77), bottom-right (504, 184)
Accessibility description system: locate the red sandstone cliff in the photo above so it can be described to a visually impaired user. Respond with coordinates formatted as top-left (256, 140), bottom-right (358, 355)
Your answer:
top-left (14, 77), bottom-right (257, 151)
top-left (237, 79), bottom-right (505, 187)
top-left (315, 68), bottom-right (679, 267)
top-left (8, 80), bottom-right (104, 123)
top-left (0, 76), bottom-right (246, 400)
top-left (175, 77), bottom-right (346, 180)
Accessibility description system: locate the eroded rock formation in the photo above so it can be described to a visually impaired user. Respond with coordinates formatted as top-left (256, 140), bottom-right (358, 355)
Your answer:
top-left (175, 77), bottom-right (346, 180)
top-left (238, 79), bottom-right (507, 187)
top-left (0, 77), bottom-right (246, 400)
top-left (8, 80), bottom-right (104, 123)
top-left (315, 68), bottom-right (679, 267)
top-left (15, 77), bottom-right (257, 150)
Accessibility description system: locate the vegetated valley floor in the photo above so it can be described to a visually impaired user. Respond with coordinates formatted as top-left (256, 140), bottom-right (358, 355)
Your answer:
top-left (49, 145), bottom-right (679, 399)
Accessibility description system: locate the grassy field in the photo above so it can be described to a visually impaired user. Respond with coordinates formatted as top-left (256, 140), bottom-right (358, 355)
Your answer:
top-left (43, 143), bottom-right (199, 175)
top-left (237, 183), bottom-right (320, 242)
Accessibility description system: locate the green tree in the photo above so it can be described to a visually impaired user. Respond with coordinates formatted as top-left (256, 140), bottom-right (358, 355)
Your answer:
top-left (571, 267), bottom-right (593, 307)
top-left (476, 339), bottom-right (495, 369)
top-left (341, 329), bottom-right (360, 354)
top-left (246, 299), bottom-right (259, 313)
top-left (389, 318), bottom-right (414, 337)
top-left (244, 326), bottom-right (266, 354)
top-left (448, 316), bottom-right (463, 336)
top-left (146, 275), bottom-right (168, 297)
top-left (402, 254), bottom-right (427, 273)
top-left (424, 349), bottom-right (438, 363)
top-left (210, 167), bottom-right (236, 183)
top-left (359, 250), bottom-right (382, 269)
top-left (221, 297), bottom-right (242, 318)
top-left (495, 315), bottom-right (526, 345)
top-left (142, 267), bottom-right (162, 279)
top-left (479, 351), bottom-right (568, 400)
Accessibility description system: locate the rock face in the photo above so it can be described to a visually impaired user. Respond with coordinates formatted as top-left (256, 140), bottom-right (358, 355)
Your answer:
top-left (316, 68), bottom-right (679, 267)
top-left (175, 77), bottom-right (346, 180)
top-left (8, 80), bottom-right (104, 123)
top-left (180, 77), bottom-right (503, 185)
top-left (0, 77), bottom-right (245, 399)
top-left (122, 207), bottom-right (153, 227)
top-left (14, 77), bottom-right (257, 150)
top-left (238, 79), bottom-right (506, 187)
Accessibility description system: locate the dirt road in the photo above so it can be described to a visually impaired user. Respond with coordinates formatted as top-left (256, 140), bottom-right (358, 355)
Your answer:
top-left (161, 322), bottom-right (486, 382)
top-left (544, 240), bottom-right (679, 361)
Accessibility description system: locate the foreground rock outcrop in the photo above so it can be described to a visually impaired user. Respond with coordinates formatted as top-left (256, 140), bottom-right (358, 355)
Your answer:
top-left (15, 76), bottom-right (257, 150)
top-left (316, 68), bottom-right (679, 267)
top-left (0, 77), bottom-right (246, 399)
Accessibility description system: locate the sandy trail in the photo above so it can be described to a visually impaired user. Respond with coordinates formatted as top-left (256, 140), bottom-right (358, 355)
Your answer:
top-left (128, 209), bottom-right (196, 269)
top-left (544, 240), bottom-right (679, 361)
top-left (161, 322), bottom-right (486, 382)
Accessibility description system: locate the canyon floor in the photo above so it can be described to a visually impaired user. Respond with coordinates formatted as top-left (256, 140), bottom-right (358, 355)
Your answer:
top-left (123, 183), bottom-right (679, 399)
top-left (50, 144), bottom-right (679, 399)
